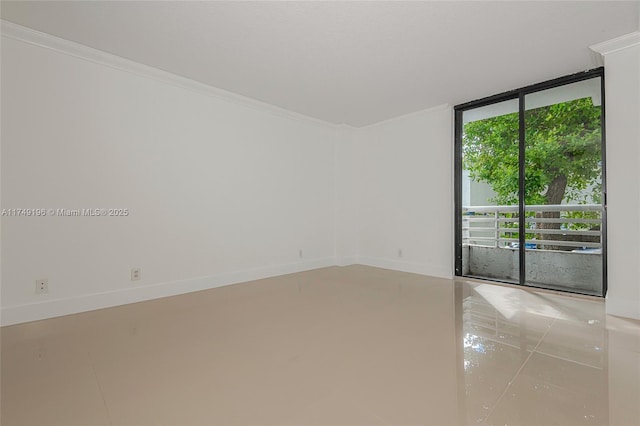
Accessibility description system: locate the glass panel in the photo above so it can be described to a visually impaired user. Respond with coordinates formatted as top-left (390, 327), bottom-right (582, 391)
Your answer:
top-left (461, 99), bottom-right (520, 283)
top-left (524, 77), bottom-right (603, 295)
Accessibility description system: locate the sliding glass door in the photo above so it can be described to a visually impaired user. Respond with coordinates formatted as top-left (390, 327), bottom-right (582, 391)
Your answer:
top-left (455, 69), bottom-right (606, 296)
top-left (460, 98), bottom-right (520, 283)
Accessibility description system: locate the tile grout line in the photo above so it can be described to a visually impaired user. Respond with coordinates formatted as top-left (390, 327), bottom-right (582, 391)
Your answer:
top-left (88, 351), bottom-right (114, 426)
top-left (481, 317), bottom-right (558, 424)
top-left (534, 349), bottom-right (604, 370)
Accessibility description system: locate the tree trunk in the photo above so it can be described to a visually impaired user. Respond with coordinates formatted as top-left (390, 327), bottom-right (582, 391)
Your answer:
top-left (544, 175), bottom-right (568, 206)
top-left (536, 175), bottom-right (567, 250)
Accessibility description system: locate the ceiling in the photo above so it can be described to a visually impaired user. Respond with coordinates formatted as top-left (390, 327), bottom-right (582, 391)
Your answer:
top-left (1, 1), bottom-right (638, 127)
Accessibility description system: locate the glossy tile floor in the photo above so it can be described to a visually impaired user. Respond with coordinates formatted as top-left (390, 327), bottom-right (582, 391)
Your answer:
top-left (2, 265), bottom-right (640, 425)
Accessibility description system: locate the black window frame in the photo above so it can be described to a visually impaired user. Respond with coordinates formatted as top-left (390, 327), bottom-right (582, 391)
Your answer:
top-left (454, 67), bottom-right (607, 296)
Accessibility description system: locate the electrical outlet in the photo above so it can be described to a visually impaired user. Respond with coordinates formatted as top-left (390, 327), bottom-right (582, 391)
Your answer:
top-left (398, 248), bottom-right (403, 258)
top-left (35, 279), bottom-right (48, 294)
top-left (131, 268), bottom-right (141, 281)
top-left (299, 249), bottom-right (303, 258)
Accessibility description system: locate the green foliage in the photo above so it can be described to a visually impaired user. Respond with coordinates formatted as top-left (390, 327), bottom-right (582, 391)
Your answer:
top-left (499, 212), bottom-right (538, 242)
top-left (563, 210), bottom-right (602, 231)
top-left (463, 98), bottom-right (602, 206)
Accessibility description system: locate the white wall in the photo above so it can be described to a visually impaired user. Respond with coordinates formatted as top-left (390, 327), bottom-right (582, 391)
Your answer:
top-left (1, 30), bottom-right (338, 325)
top-left (7, 22), bottom-right (638, 326)
top-left (354, 106), bottom-right (454, 279)
top-left (591, 32), bottom-right (640, 320)
top-left (0, 24), bottom-right (456, 326)
top-left (334, 125), bottom-right (359, 266)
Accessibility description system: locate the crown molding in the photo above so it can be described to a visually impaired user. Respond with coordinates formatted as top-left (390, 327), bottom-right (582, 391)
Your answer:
top-left (0, 20), bottom-right (339, 130)
top-left (590, 31), bottom-right (640, 57)
top-left (358, 103), bottom-right (452, 130)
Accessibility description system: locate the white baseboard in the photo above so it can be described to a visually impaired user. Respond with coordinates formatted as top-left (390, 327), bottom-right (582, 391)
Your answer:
top-left (335, 256), bottom-right (358, 266)
top-left (1, 256), bottom-right (455, 326)
top-left (6, 257), bottom-right (639, 325)
top-left (1, 257), bottom-right (335, 326)
top-left (606, 297), bottom-right (640, 320)
top-left (356, 256), bottom-right (453, 280)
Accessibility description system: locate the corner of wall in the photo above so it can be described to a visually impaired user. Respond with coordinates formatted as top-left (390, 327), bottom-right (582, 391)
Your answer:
top-left (350, 105), bottom-right (455, 280)
top-left (593, 31), bottom-right (640, 320)
top-left (1, 21), bottom-right (341, 326)
top-left (334, 125), bottom-right (359, 265)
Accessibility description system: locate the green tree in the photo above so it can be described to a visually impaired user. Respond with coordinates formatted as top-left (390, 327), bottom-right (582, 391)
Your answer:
top-left (463, 97), bottom-right (601, 206)
top-left (463, 97), bottom-right (602, 249)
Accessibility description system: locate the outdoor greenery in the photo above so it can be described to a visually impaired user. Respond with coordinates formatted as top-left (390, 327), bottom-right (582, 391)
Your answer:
top-left (463, 97), bottom-right (602, 206)
top-left (463, 97), bottom-right (602, 248)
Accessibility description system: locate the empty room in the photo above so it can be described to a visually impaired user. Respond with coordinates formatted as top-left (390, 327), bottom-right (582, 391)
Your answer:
top-left (1, 1), bottom-right (640, 425)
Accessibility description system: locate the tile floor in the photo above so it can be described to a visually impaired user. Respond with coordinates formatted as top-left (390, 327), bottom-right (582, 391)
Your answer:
top-left (1, 265), bottom-right (639, 425)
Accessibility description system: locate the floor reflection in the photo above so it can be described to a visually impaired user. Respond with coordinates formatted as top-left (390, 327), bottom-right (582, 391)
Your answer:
top-left (1, 266), bottom-right (639, 425)
top-left (456, 279), bottom-right (639, 425)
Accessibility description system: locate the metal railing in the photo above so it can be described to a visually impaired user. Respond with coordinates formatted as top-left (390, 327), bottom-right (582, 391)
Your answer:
top-left (462, 204), bottom-right (602, 250)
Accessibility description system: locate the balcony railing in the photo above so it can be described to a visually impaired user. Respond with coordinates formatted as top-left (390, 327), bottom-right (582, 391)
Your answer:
top-left (462, 204), bottom-right (602, 250)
